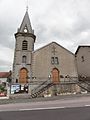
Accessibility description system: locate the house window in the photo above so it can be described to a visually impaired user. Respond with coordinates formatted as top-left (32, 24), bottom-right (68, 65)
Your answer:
top-left (22, 56), bottom-right (27, 63)
top-left (51, 57), bottom-right (59, 64)
top-left (81, 56), bottom-right (84, 62)
top-left (51, 57), bottom-right (54, 64)
top-left (55, 57), bottom-right (59, 64)
top-left (22, 40), bottom-right (28, 50)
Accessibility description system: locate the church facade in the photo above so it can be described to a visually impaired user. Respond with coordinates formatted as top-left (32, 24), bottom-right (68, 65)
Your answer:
top-left (12, 11), bottom-right (80, 95)
top-left (32, 42), bottom-right (78, 82)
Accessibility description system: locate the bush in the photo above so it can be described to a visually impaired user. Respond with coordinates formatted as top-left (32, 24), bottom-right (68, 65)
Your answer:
top-left (0, 85), bottom-right (5, 92)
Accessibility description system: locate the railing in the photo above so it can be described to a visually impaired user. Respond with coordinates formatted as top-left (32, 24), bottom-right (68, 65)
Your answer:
top-left (30, 76), bottom-right (80, 98)
top-left (30, 77), bottom-right (78, 94)
top-left (60, 77), bottom-right (78, 84)
top-left (66, 77), bottom-right (90, 92)
top-left (31, 80), bottom-right (51, 95)
top-left (77, 81), bottom-right (90, 92)
top-left (30, 80), bottom-right (54, 98)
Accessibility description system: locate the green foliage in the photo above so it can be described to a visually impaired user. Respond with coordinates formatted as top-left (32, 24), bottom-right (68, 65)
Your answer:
top-left (7, 77), bottom-right (12, 83)
top-left (0, 85), bottom-right (5, 92)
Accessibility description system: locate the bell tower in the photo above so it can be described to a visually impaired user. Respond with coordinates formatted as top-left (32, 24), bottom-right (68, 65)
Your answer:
top-left (12, 10), bottom-right (36, 84)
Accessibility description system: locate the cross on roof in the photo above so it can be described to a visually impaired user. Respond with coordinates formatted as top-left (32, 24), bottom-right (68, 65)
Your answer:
top-left (26, 0), bottom-right (29, 11)
top-left (52, 46), bottom-right (57, 55)
top-left (26, 0), bottom-right (28, 12)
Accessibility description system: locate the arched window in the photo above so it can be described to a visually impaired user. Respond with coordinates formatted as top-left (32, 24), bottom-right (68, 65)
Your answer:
top-left (22, 40), bottom-right (28, 50)
top-left (22, 56), bottom-right (27, 63)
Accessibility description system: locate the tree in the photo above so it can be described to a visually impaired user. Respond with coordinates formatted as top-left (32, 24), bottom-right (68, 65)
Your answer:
top-left (0, 85), bottom-right (5, 92)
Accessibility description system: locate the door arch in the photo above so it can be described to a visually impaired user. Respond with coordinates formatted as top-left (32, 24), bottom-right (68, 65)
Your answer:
top-left (19, 68), bottom-right (28, 83)
top-left (52, 68), bottom-right (60, 84)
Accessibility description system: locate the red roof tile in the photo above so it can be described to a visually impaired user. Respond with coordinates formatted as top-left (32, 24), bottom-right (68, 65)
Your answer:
top-left (0, 72), bottom-right (10, 78)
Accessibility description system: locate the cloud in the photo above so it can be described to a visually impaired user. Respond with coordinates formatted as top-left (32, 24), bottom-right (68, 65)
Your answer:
top-left (0, 0), bottom-right (90, 71)
top-left (34, 0), bottom-right (90, 52)
top-left (0, 59), bottom-right (11, 72)
top-left (0, 44), bottom-right (13, 71)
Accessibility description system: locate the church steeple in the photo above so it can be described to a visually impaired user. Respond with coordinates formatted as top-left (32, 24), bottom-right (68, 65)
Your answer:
top-left (18, 11), bottom-right (34, 34)
top-left (13, 10), bottom-right (36, 84)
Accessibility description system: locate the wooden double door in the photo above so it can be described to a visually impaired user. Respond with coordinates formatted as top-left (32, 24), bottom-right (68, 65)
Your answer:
top-left (19, 68), bottom-right (28, 83)
top-left (52, 68), bottom-right (60, 84)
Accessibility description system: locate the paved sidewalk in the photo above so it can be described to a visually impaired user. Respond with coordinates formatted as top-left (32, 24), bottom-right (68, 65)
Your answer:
top-left (0, 93), bottom-right (90, 105)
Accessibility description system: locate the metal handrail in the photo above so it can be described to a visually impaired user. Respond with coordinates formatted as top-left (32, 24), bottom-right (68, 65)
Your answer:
top-left (31, 80), bottom-right (51, 94)
top-left (61, 77), bottom-right (78, 84)
top-left (78, 83), bottom-right (89, 92)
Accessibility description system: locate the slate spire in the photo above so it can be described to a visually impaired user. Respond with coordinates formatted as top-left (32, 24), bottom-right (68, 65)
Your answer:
top-left (18, 10), bottom-right (33, 34)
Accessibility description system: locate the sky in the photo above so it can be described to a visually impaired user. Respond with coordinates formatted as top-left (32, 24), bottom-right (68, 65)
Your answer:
top-left (0, 0), bottom-right (90, 72)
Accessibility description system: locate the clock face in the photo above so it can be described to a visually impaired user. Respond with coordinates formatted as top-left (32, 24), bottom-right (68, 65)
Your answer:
top-left (24, 27), bottom-right (28, 33)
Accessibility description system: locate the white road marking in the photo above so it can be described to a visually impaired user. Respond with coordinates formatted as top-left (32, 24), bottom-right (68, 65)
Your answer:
top-left (0, 105), bottom-right (90, 112)
top-left (84, 105), bottom-right (90, 107)
top-left (19, 106), bottom-right (66, 111)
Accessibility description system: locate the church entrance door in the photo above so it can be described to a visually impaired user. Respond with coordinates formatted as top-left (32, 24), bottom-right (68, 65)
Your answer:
top-left (52, 68), bottom-right (60, 84)
top-left (19, 68), bottom-right (28, 83)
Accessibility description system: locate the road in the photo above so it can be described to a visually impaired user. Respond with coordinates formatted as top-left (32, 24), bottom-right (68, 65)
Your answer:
top-left (0, 95), bottom-right (90, 120)
top-left (1, 95), bottom-right (90, 111)
top-left (0, 106), bottom-right (90, 120)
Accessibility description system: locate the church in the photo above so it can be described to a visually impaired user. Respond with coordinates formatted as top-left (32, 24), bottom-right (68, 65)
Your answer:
top-left (12, 10), bottom-right (80, 97)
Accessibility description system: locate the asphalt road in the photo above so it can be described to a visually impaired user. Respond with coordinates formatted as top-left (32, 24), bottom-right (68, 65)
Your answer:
top-left (0, 106), bottom-right (90, 120)
top-left (0, 95), bottom-right (90, 120)
top-left (1, 95), bottom-right (90, 111)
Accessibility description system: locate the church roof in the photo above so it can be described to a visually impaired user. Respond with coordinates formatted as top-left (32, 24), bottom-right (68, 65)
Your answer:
top-left (33, 42), bottom-right (74, 55)
top-left (18, 11), bottom-right (33, 34)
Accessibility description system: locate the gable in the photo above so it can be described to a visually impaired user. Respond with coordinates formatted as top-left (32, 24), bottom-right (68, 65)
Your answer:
top-left (32, 41), bottom-right (77, 78)
top-left (33, 42), bottom-right (74, 56)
